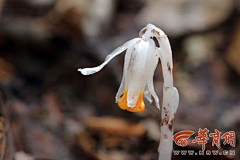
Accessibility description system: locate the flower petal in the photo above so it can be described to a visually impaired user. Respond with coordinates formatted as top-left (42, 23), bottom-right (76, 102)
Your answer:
top-left (127, 40), bottom-right (149, 108)
top-left (144, 87), bottom-right (153, 104)
top-left (115, 44), bottom-right (135, 103)
top-left (145, 46), bottom-right (160, 109)
top-left (78, 38), bottom-right (141, 75)
top-left (147, 77), bottom-right (160, 110)
top-left (115, 74), bottom-right (125, 103)
top-left (142, 39), bottom-right (158, 104)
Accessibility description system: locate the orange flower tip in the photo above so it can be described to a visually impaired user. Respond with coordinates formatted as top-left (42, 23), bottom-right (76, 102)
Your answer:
top-left (118, 91), bottom-right (145, 113)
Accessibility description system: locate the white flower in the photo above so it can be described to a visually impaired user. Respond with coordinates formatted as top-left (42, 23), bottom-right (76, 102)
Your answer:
top-left (78, 24), bottom-right (168, 112)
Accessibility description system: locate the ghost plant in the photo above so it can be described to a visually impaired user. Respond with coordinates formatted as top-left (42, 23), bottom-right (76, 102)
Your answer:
top-left (78, 24), bottom-right (179, 160)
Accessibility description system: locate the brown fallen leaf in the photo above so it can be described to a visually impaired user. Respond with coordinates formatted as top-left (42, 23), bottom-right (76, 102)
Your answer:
top-left (86, 117), bottom-right (146, 138)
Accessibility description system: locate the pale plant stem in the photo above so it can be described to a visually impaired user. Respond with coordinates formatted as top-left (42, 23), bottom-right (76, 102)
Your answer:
top-left (157, 37), bottom-right (179, 160)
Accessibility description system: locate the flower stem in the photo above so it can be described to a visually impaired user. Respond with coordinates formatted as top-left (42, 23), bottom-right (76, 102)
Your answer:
top-left (157, 37), bottom-right (179, 160)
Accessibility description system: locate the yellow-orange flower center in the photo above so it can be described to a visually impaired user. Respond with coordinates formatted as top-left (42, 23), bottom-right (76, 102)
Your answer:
top-left (118, 90), bottom-right (145, 112)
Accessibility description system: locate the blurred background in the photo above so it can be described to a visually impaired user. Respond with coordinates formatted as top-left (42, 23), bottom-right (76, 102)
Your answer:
top-left (0, 0), bottom-right (240, 160)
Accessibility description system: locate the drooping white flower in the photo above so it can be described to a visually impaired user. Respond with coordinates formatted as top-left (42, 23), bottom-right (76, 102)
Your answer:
top-left (78, 23), bottom-right (168, 112)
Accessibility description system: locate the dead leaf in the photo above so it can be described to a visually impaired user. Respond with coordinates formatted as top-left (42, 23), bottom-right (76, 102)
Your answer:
top-left (86, 117), bottom-right (146, 138)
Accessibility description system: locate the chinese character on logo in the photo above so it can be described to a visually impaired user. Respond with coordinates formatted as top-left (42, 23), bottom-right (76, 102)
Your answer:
top-left (209, 129), bottom-right (222, 149)
top-left (221, 131), bottom-right (236, 147)
top-left (192, 128), bottom-right (209, 150)
top-left (173, 130), bottom-right (195, 147)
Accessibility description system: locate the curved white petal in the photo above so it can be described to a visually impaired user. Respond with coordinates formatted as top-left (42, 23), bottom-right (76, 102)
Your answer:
top-left (146, 46), bottom-right (160, 109)
top-left (147, 77), bottom-right (160, 110)
top-left (78, 38), bottom-right (141, 75)
top-left (127, 40), bottom-right (149, 108)
top-left (144, 87), bottom-right (153, 104)
top-left (115, 44), bottom-right (135, 103)
top-left (115, 74), bottom-right (125, 103)
top-left (142, 39), bottom-right (158, 104)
